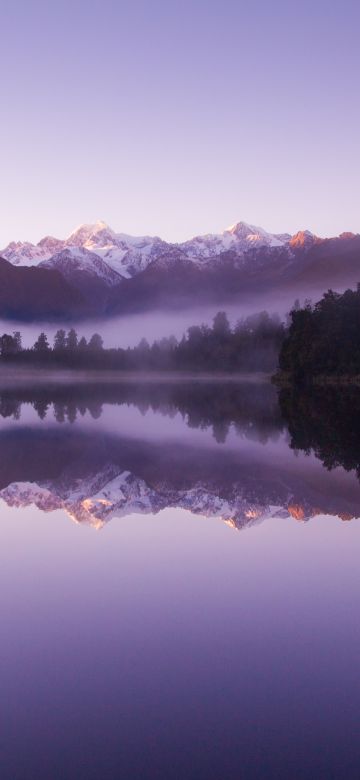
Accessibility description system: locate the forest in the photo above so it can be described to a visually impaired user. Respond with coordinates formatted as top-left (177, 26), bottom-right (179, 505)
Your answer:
top-left (2, 287), bottom-right (360, 378)
top-left (278, 286), bottom-right (360, 382)
top-left (0, 311), bottom-right (284, 373)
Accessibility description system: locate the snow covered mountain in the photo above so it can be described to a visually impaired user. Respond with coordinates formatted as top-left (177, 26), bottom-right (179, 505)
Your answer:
top-left (0, 219), bottom-right (309, 283)
top-left (2, 240), bottom-right (53, 266)
top-left (179, 221), bottom-right (291, 263)
top-left (41, 247), bottom-right (123, 287)
top-left (1, 219), bottom-right (360, 320)
top-left (1, 220), bottom-right (172, 280)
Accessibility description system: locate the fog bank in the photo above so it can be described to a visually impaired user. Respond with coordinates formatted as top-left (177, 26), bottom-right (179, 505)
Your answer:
top-left (0, 291), bottom-right (301, 348)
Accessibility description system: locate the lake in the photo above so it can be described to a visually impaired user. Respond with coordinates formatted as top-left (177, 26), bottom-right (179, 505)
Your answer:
top-left (0, 377), bottom-right (359, 779)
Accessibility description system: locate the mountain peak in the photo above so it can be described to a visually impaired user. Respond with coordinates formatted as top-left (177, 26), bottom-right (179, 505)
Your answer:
top-left (226, 221), bottom-right (256, 236)
top-left (338, 231), bottom-right (357, 240)
top-left (66, 220), bottom-right (113, 244)
top-left (224, 221), bottom-right (286, 249)
top-left (289, 230), bottom-right (316, 249)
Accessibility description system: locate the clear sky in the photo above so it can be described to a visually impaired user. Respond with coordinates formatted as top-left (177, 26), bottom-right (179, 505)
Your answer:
top-left (1, 0), bottom-right (359, 246)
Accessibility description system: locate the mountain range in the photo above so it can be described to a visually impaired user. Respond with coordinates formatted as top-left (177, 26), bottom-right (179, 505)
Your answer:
top-left (1, 220), bottom-right (360, 320)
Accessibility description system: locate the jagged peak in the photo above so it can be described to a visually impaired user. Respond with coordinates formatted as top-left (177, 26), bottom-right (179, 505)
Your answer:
top-left (289, 230), bottom-right (316, 249)
top-left (226, 220), bottom-right (260, 236)
top-left (222, 220), bottom-right (287, 249)
top-left (66, 220), bottom-right (114, 243)
top-left (4, 240), bottom-right (36, 250)
top-left (37, 235), bottom-right (62, 249)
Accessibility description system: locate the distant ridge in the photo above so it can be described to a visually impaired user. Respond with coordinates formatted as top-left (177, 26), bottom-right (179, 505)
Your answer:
top-left (1, 219), bottom-right (314, 278)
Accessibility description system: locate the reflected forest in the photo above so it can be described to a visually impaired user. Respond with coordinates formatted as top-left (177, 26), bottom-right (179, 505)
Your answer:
top-left (1, 379), bottom-right (360, 482)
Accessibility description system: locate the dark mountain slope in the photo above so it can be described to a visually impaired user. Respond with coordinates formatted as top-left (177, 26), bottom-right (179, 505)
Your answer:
top-left (286, 235), bottom-right (360, 290)
top-left (0, 257), bottom-right (88, 320)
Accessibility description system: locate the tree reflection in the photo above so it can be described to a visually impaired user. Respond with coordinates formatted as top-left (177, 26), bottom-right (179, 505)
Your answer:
top-left (0, 381), bottom-right (283, 444)
top-left (279, 387), bottom-right (360, 477)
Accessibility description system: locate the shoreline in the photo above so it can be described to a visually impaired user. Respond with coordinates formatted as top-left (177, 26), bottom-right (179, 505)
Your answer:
top-left (0, 367), bottom-right (272, 387)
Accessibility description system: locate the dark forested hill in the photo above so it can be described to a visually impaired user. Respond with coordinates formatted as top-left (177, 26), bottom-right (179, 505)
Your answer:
top-left (277, 286), bottom-right (360, 381)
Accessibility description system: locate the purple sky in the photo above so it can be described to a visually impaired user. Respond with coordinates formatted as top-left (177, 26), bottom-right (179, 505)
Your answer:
top-left (1, 0), bottom-right (359, 246)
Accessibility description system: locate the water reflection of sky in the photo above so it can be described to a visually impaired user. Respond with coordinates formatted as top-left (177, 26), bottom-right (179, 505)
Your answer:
top-left (0, 503), bottom-right (359, 779)
top-left (0, 382), bottom-right (360, 777)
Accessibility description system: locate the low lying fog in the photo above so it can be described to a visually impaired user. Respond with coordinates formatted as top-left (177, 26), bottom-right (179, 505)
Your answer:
top-left (0, 290), bottom-right (307, 349)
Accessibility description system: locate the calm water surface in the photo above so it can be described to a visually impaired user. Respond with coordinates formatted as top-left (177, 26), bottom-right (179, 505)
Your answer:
top-left (0, 378), bottom-right (359, 779)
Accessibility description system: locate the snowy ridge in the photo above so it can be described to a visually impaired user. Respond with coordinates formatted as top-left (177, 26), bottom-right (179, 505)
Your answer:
top-left (0, 219), bottom-right (318, 285)
top-left (179, 221), bottom-right (288, 262)
top-left (41, 247), bottom-right (123, 286)
top-left (2, 241), bottom-right (53, 266)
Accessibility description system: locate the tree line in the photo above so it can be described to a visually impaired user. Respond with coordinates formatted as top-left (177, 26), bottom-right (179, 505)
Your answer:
top-left (0, 329), bottom-right (103, 356)
top-left (0, 311), bottom-right (285, 372)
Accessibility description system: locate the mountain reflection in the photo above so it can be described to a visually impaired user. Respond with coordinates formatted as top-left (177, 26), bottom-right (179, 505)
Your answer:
top-left (0, 379), bottom-right (359, 528)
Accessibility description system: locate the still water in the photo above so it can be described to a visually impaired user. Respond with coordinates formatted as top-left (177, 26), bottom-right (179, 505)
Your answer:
top-left (0, 377), bottom-right (359, 779)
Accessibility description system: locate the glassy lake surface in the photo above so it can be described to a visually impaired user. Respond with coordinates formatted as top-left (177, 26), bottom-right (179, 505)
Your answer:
top-left (0, 376), bottom-right (359, 779)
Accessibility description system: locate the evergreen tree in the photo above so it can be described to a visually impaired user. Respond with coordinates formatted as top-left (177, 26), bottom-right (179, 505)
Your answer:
top-left (213, 311), bottom-right (231, 336)
top-left (33, 333), bottom-right (50, 352)
top-left (13, 331), bottom-right (22, 352)
top-left (88, 333), bottom-right (103, 351)
top-left (138, 337), bottom-right (150, 353)
top-left (66, 329), bottom-right (78, 351)
top-left (0, 333), bottom-right (18, 356)
top-left (54, 329), bottom-right (66, 351)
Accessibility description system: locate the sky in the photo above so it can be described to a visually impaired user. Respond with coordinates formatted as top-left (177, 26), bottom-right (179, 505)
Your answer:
top-left (1, 0), bottom-right (359, 247)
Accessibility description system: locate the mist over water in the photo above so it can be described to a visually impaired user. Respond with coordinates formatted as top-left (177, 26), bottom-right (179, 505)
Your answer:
top-left (0, 272), bottom-right (343, 352)
top-left (0, 292), bottom-right (301, 348)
